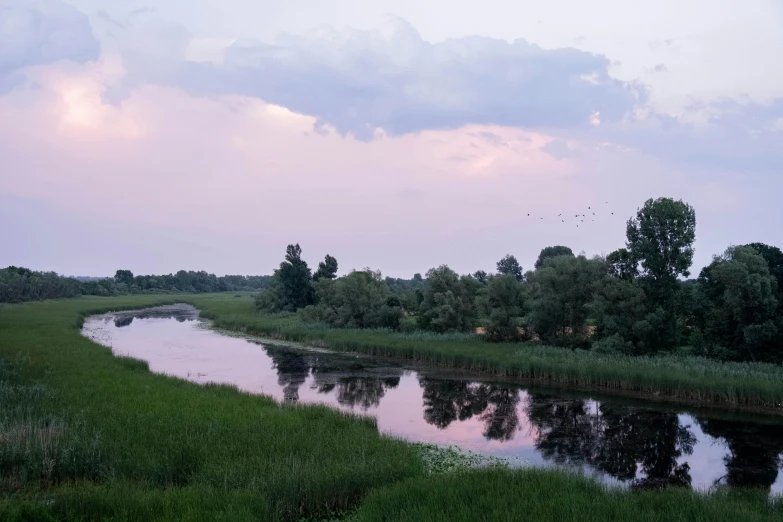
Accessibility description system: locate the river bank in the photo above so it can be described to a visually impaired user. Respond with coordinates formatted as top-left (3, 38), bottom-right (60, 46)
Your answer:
top-left (2, 294), bottom-right (783, 521)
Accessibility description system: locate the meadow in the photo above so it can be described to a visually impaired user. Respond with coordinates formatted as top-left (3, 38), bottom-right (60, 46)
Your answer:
top-left (189, 294), bottom-right (783, 412)
top-left (1, 293), bottom-right (783, 521)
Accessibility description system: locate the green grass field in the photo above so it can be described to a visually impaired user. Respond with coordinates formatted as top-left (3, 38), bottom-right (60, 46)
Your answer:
top-left (1, 293), bottom-right (782, 521)
top-left (187, 294), bottom-right (783, 411)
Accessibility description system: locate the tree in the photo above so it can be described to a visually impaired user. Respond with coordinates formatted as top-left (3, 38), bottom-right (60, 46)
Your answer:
top-left (485, 274), bottom-right (525, 342)
top-left (697, 246), bottom-right (780, 362)
top-left (313, 254), bottom-right (338, 282)
top-left (114, 270), bottom-right (134, 287)
top-left (535, 246), bottom-right (574, 270)
top-left (744, 243), bottom-right (783, 298)
top-left (526, 255), bottom-right (604, 347)
top-left (419, 266), bottom-right (480, 333)
top-left (496, 254), bottom-right (523, 281)
top-left (473, 270), bottom-right (488, 285)
top-left (256, 244), bottom-right (314, 312)
top-left (302, 269), bottom-right (402, 329)
top-left (625, 198), bottom-right (696, 351)
top-left (606, 248), bottom-right (638, 281)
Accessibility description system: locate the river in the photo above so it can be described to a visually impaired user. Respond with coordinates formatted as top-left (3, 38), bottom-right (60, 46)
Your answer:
top-left (81, 304), bottom-right (783, 493)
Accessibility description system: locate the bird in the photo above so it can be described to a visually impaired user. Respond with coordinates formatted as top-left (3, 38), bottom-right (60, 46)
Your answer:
top-left (527, 213), bottom-right (530, 217)
top-left (588, 206), bottom-right (591, 209)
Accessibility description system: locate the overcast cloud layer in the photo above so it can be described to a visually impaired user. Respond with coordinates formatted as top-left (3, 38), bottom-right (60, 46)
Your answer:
top-left (1, 0), bottom-right (782, 277)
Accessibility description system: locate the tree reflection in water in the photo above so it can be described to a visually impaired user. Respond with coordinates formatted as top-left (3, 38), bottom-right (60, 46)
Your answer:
top-left (418, 378), bottom-right (521, 441)
top-left (526, 395), bottom-right (696, 489)
top-left (698, 419), bottom-right (783, 491)
top-left (266, 348), bottom-right (310, 402)
top-left (267, 346), bottom-right (403, 409)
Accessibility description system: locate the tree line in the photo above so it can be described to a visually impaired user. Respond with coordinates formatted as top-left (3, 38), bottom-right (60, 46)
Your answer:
top-left (257, 197), bottom-right (783, 364)
top-left (0, 267), bottom-right (271, 303)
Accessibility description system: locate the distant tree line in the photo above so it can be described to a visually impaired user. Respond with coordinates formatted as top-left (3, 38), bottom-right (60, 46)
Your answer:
top-left (0, 267), bottom-right (271, 303)
top-left (257, 197), bottom-right (783, 364)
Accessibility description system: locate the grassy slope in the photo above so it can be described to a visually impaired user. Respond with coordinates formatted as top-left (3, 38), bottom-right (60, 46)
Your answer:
top-left (187, 294), bottom-right (783, 411)
top-left (1, 293), bottom-right (782, 522)
top-left (0, 295), bottom-right (421, 521)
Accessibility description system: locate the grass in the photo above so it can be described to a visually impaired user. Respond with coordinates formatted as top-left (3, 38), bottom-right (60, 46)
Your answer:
top-left (350, 468), bottom-right (783, 522)
top-left (185, 294), bottom-right (783, 412)
top-left (0, 295), bottom-right (421, 521)
top-left (1, 293), bottom-right (782, 521)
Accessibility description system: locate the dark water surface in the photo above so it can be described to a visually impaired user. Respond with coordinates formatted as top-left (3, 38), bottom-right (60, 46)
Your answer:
top-left (82, 305), bottom-right (783, 493)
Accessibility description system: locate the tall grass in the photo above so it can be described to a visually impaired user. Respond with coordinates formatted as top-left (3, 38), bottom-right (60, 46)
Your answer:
top-left (2, 294), bottom-right (783, 521)
top-left (186, 294), bottom-right (783, 411)
top-left (0, 296), bottom-right (421, 521)
top-left (351, 468), bottom-right (783, 522)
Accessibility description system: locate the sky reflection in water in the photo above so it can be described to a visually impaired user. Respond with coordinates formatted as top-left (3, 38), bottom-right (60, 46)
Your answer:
top-left (82, 306), bottom-right (783, 493)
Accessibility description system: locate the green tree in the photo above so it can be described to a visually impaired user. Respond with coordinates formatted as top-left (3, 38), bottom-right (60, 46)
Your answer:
top-left (485, 274), bottom-right (525, 342)
top-left (606, 248), bottom-right (638, 281)
top-left (496, 255), bottom-right (523, 281)
top-left (698, 246), bottom-right (780, 362)
top-left (114, 270), bottom-right (134, 287)
top-left (526, 255), bottom-right (604, 347)
top-left (534, 246), bottom-right (574, 270)
top-left (256, 244), bottom-right (313, 312)
top-left (419, 266), bottom-right (480, 333)
top-left (313, 254), bottom-right (339, 282)
top-left (303, 269), bottom-right (402, 329)
top-left (744, 243), bottom-right (783, 298)
top-left (625, 197), bottom-right (696, 351)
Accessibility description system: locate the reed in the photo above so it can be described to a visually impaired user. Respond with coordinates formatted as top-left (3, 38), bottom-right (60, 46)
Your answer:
top-left (187, 294), bottom-right (783, 411)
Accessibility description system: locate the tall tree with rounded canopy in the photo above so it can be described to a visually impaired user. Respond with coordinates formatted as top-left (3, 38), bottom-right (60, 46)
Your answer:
top-left (496, 254), bottom-right (523, 281)
top-left (535, 246), bottom-right (574, 270)
top-left (625, 198), bottom-right (696, 351)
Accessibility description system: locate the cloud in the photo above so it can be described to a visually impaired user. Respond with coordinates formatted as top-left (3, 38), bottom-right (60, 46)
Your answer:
top-left (597, 97), bottom-right (783, 173)
top-left (652, 63), bottom-right (668, 73)
top-left (113, 15), bottom-right (644, 140)
top-left (0, 0), bottom-right (99, 94)
top-left (541, 139), bottom-right (576, 160)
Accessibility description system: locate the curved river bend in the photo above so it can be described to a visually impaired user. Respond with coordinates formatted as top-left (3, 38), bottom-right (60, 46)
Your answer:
top-left (82, 304), bottom-right (783, 493)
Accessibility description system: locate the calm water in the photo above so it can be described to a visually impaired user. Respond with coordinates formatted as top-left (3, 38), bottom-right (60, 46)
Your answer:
top-left (82, 304), bottom-right (783, 492)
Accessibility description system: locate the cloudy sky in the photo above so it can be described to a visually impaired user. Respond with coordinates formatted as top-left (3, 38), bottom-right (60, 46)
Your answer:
top-left (1, 0), bottom-right (782, 278)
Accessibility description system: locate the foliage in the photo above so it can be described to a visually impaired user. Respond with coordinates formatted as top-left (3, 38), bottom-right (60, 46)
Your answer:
top-left (534, 246), bottom-right (574, 270)
top-left (313, 255), bottom-right (339, 282)
top-left (496, 254), bottom-right (523, 281)
top-left (202, 296), bottom-right (783, 409)
top-left (698, 246), bottom-right (781, 363)
top-left (418, 266), bottom-right (481, 333)
top-left (256, 244), bottom-right (315, 312)
top-left (484, 274), bottom-right (525, 342)
top-left (302, 269), bottom-right (403, 329)
top-left (624, 197), bottom-right (697, 351)
top-left (526, 255), bottom-right (605, 347)
top-left (606, 248), bottom-right (638, 281)
top-left (0, 266), bottom-right (82, 303)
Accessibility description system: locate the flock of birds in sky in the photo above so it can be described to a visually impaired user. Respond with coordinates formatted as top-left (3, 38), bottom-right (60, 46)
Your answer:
top-left (527, 202), bottom-right (615, 227)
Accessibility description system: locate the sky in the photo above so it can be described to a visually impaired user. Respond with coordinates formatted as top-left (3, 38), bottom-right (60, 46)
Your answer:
top-left (1, 0), bottom-right (782, 278)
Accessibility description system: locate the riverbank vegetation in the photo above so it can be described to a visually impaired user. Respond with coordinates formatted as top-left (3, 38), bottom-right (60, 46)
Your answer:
top-left (2, 296), bottom-right (783, 521)
top-left (253, 197), bottom-right (783, 370)
top-left (0, 267), bottom-right (270, 302)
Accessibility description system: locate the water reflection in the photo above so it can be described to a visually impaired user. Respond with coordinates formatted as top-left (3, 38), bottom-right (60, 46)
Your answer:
top-left (266, 345), bottom-right (403, 409)
top-left (82, 307), bottom-right (783, 492)
top-left (526, 396), bottom-right (695, 489)
top-left (418, 379), bottom-right (522, 441)
top-left (698, 419), bottom-right (783, 491)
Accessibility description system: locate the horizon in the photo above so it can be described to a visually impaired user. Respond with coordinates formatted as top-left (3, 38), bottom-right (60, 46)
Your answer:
top-left (2, 0), bottom-right (782, 279)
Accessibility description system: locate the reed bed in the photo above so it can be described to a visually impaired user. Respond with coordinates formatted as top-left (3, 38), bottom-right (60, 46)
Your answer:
top-left (2, 293), bottom-right (783, 521)
top-left (188, 294), bottom-right (783, 411)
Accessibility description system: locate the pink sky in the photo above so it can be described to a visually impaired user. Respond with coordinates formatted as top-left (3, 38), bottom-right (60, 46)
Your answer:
top-left (2, 1), bottom-right (782, 277)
